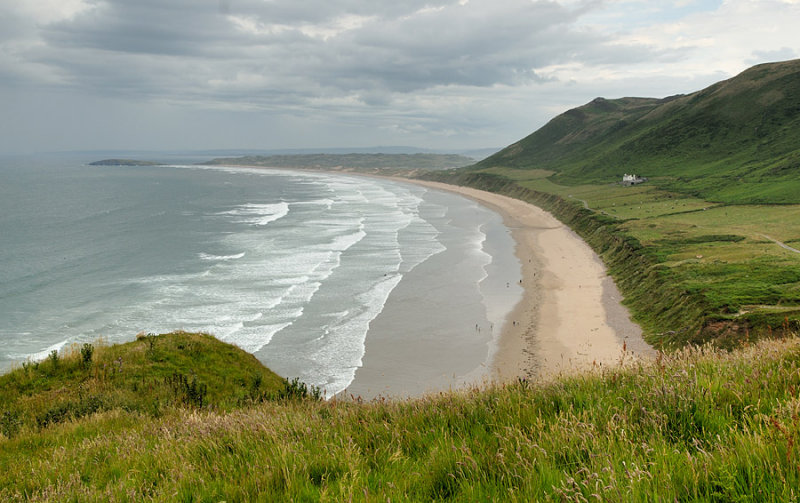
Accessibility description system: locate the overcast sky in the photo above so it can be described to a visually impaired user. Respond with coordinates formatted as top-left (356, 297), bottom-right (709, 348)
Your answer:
top-left (1, 0), bottom-right (798, 154)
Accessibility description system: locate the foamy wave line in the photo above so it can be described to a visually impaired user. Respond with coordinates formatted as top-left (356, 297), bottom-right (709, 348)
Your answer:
top-left (262, 237), bottom-right (359, 317)
top-left (398, 215), bottom-right (446, 273)
top-left (327, 230), bottom-right (367, 252)
top-left (218, 322), bottom-right (245, 338)
top-left (244, 312), bottom-right (264, 322)
top-left (17, 339), bottom-right (70, 362)
top-left (292, 198), bottom-right (334, 210)
top-left (311, 273), bottom-right (404, 398)
top-left (198, 252), bottom-right (246, 261)
top-left (217, 202), bottom-right (290, 227)
top-left (128, 270), bottom-right (212, 285)
top-left (475, 223), bottom-right (492, 285)
top-left (223, 322), bottom-right (294, 353)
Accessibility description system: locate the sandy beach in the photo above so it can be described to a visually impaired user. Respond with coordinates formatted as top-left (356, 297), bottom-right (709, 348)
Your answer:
top-left (415, 180), bottom-right (655, 379)
top-left (208, 166), bottom-right (654, 397)
top-left (344, 178), bottom-right (654, 398)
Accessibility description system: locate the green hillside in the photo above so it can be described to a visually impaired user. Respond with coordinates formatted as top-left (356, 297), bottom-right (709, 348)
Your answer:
top-left (0, 332), bottom-right (291, 438)
top-left (477, 59), bottom-right (800, 204)
top-left (426, 59), bottom-right (800, 346)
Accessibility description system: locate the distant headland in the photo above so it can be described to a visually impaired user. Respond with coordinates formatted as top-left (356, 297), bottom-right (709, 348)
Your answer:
top-left (88, 153), bottom-right (475, 173)
top-left (201, 153), bottom-right (474, 172)
top-left (89, 159), bottom-right (163, 166)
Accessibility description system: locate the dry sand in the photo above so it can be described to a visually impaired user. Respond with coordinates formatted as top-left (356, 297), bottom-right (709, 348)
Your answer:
top-left (403, 180), bottom-right (655, 383)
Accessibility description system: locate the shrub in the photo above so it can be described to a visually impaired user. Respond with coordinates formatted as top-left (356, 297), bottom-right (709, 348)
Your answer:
top-left (47, 350), bottom-right (59, 370)
top-left (281, 377), bottom-right (322, 401)
top-left (81, 343), bottom-right (94, 368)
top-left (249, 373), bottom-right (264, 401)
top-left (35, 395), bottom-right (105, 429)
top-left (140, 332), bottom-right (159, 359)
top-left (0, 411), bottom-right (20, 439)
top-left (166, 373), bottom-right (208, 408)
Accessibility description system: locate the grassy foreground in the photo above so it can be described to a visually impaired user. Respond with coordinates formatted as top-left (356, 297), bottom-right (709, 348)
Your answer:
top-left (2, 332), bottom-right (800, 501)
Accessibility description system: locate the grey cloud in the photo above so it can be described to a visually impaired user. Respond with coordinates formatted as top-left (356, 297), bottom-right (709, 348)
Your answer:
top-left (20, 0), bottom-right (671, 104)
top-left (336, 3), bottom-right (570, 87)
top-left (42, 1), bottom-right (239, 57)
top-left (225, 0), bottom-right (453, 25)
top-left (0, 0), bottom-right (712, 154)
top-left (0, 7), bottom-right (31, 43)
top-left (265, 1), bottom-right (616, 93)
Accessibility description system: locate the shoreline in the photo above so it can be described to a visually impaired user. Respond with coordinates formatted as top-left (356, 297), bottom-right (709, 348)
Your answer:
top-left (197, 165), bottom-right (654, 393)
top-left (394, 179), bottom-right (655, 383)
top-left (340, 180), bottom-right (522, 399)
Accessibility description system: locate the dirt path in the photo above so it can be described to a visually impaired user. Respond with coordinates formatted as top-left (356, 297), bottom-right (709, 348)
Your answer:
top-left (760, 234), bottom-right (800, 255)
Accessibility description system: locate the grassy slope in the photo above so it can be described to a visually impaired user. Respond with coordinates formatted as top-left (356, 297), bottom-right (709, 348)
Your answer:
top-left (477, 59), bottom-right (800, 204)
top-left (433, 60), bottom-right (800, 347)
top-left (2, 336), bottom-right (799, 501)
top-left (0, 332), bottom-right (286, 436)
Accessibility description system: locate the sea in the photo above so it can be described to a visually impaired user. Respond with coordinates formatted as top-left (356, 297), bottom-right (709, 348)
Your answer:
top-left (0, 154), bottom-right (522, 397)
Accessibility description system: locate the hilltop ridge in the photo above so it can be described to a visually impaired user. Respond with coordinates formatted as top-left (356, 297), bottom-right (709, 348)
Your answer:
top-left (426, 59), bottom-right (800, 347)
top-left (475, 59), bottom-right (800, 203)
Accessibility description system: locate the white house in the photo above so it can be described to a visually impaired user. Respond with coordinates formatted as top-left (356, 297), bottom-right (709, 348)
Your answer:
top-left (622, 173), bottom-right (646, 186)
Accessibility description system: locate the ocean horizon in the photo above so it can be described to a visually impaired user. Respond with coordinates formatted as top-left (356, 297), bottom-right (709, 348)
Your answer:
top-left (0, 155), bottom-right (522, 397)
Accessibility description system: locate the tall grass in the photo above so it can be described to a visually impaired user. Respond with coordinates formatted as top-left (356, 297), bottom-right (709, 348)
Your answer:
top-left (2, 336), bottom-right (799, 501)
